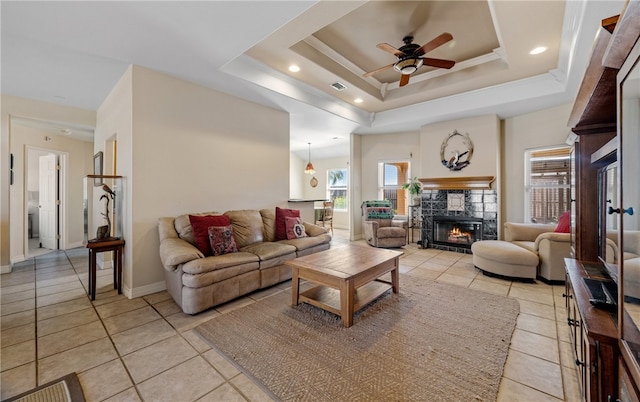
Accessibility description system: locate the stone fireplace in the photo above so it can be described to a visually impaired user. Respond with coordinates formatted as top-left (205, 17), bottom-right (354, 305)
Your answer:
top-left (419, 177), bottom-right (498, 254)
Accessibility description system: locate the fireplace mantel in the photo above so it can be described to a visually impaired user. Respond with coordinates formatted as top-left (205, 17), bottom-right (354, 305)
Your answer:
top-left (418, 176), bottom-right (495, 190)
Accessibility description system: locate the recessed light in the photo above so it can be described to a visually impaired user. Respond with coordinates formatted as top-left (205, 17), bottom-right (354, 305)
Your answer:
top-left (354, 98), bottom-right (363, 104)
top-left (288, 65), bottom-right (300, 73)
top-left (529, 46), bottom-right (547, 55)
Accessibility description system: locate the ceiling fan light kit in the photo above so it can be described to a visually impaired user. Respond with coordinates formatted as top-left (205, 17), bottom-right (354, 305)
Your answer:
top-left (394, 57), bottom-right (423, 75)
top-left (364, 33), bottom-right (456, 87)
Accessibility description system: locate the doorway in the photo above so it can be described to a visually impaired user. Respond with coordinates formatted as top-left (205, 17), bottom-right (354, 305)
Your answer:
top-left (26, 147), bottom-right (65, 258)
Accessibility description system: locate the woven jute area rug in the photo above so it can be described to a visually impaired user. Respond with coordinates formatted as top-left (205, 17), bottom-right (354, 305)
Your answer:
top-left (195, 275), bottom-right (520, 402)
top-left (4, 372), bottom-right (85, 402)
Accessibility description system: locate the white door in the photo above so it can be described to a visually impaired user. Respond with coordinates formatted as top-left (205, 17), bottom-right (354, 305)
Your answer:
top-left (39, 154), bottom-right (57, 249)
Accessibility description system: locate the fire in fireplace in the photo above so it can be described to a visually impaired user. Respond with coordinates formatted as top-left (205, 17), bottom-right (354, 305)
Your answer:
top-left (432, 216), bottom-right (483, 248)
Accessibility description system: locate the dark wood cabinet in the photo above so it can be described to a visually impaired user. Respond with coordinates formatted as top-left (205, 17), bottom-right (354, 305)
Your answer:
top-left (565, 259), bottom-right (619, 401)
top-left (566, 3), bottom-right (640, 400)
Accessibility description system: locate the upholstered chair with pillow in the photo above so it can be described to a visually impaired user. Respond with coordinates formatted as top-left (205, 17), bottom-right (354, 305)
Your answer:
top-left (503, 212), bottom-right (571, 282)
top-left (362, 201), bottom-right (408, 248)
top-left (605, 230), bottom-right (640, 298)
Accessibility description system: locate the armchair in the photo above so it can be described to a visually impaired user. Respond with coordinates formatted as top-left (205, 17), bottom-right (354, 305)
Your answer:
top-left (605, 230), bottom-right (640, 299)
top-left (504, 222), bottom-right (571, 282)
top-left (362, 201), bottom-right (407, 248)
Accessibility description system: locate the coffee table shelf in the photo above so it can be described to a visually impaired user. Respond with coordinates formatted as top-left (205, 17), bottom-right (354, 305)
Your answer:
top-left (299, 280), bottom-right (392, 316)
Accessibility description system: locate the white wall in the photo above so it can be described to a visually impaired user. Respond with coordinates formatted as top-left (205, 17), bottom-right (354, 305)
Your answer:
top-left (502, 103), bottom-right (573, 223)
top-left (359, 130), bottom-right (421, 200)
top-left (289, 152), bottom-right (305, 200)
top-left (420, 114), bottom-right (500, 179)
top-left (96, 65), bottom-right (291, 297)
top-left (3, 96), bottom-right (95, 266)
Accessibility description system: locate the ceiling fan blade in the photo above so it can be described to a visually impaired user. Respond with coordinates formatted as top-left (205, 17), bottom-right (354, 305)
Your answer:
top-left (399, 74), bottom-right (410, 87)
top-left (376, 43), bottom-right (406, 57)
top-left (420, 57), bottom-right (456, 69)
top-left (416, 32), bottom-right (453, 55)
top-left (363, 63), bottom-right (395, 77)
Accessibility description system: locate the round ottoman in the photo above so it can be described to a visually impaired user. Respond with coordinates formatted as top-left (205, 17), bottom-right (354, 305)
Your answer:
top-left (471, 240), bottom-right (538, 280)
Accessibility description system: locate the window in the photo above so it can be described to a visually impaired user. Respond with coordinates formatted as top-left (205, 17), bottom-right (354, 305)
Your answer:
top-left (378, 161), bottom-right (409, 214)
top-left (327, 169), bottom-right (348, 210)
top-left (525, 146), bottom-right (571, 224)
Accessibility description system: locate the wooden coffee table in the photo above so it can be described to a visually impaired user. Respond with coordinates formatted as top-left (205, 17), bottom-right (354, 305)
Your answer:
top-left (286, 245), bottom-right (402, 327)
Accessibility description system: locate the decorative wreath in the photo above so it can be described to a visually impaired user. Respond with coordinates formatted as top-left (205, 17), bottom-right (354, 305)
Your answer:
top-left (440, 130), bottom-right (474, 171)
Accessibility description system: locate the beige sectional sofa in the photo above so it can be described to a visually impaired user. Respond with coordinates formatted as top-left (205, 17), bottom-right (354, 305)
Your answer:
top-left (606, 230), bottom-right (640, 299)
top-left (503, 222), bottom-right (571, 282)
top-left (158, 208), bottom-right (331, 314)
top-left (471, 222), bottom-right (570, 282)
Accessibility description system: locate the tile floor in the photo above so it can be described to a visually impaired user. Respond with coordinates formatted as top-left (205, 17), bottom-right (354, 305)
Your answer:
top-left (1, 229), bottom-right (581, 401)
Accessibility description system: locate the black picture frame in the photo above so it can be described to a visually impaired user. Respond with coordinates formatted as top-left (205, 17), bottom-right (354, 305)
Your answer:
top-left (93, 151), bottom-right (103, 186)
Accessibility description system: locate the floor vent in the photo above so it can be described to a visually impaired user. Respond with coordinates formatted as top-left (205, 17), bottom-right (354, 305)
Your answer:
top-left (330, 82), bottom-right (347, 91)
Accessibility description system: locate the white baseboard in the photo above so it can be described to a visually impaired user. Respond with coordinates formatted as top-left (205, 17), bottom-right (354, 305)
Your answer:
top-left (10, 255), bottom-right (25, 264)
top-left (1, 264), bottom-right (12, 274)
top-left (65, 241), bottom-right (84, 250)
top-left (125, 281), bottom-right (167, 299)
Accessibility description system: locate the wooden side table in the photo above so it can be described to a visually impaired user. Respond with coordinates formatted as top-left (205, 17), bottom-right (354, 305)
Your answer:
top-left (86, 239), bottom-right (125, 300)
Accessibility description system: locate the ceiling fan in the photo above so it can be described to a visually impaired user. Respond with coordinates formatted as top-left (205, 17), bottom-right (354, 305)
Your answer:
top-left (363, 33), bottom-right (456, 87)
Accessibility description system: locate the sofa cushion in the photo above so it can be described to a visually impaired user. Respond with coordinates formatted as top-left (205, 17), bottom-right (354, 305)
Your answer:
top-left (260, 209), bottom-right (277, 242)
top-left (275, 207), bottom-right (300, 240)
top-left (189, 214), bottom-right (231, 256)
top-left (225, 210), bottom-right (264, 248)
top-left (208, 225), bottom-right (238, 256)
top-left (182, 261), bottom-right (260, 288)
top-left (181, 252), bottom-right (259, 275)
top-left (504, 222), bottom-right (556, 242)
top-left (285, 216), bottom-right (307, 239)
top-left (377, 226), bottom-right (406, 238)
top-left (278, 234), bottom-right (330, 251)
top-left (555, 211), bottom-right (570, 233)
top-left (240, 242), bottom-right (296, 261)
top-left (512, 240), bottom-right (537, 254)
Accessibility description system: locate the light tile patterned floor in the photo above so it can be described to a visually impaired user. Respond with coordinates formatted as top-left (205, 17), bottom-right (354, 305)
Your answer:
top-left (1, 229), bottom-right (580, 401)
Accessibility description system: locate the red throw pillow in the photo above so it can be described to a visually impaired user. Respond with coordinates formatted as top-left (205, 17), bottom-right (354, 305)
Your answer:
top-left (208, 225), bottom-right (238, 256)
top-left (275, 207), bottom-right (300, 240)
top-left (285, 216), bottom-right (307, 240)
top-left (555, 211), bottom-right (571, 233)
top-left (188, 215), bottom-right (231, 256)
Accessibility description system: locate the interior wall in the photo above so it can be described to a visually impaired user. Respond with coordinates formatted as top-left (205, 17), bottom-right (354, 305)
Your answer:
top-left (359, 130), bottom-right (421, 201)
top-left (501, 103), bottom-right (573, 224)
top-left (2, 95), bottom-right (95, 267)
top-left (96, 65), bottom-right (292, 297)
top-left (350, 133), bottom-right (363, 240)
top-left (420, 114), bottom-right (500, 179)
top-left (289, 152), bottom-right (305, 200)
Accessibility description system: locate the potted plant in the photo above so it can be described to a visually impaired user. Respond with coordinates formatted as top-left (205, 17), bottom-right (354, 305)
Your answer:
top-left (402, 177), bottom-right (422, 205)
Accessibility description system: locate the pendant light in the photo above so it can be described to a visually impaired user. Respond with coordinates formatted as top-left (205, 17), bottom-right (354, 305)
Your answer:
top-left (304, 142), bottom-right (315, 174)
